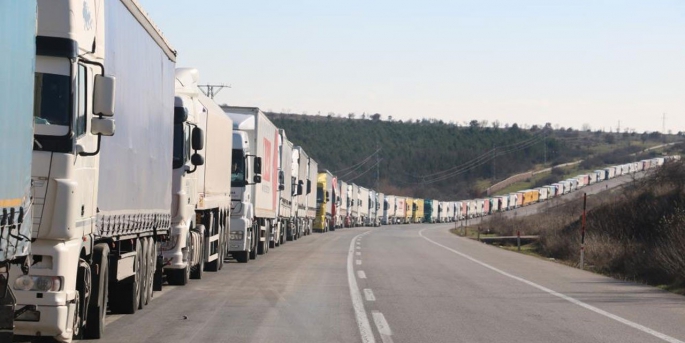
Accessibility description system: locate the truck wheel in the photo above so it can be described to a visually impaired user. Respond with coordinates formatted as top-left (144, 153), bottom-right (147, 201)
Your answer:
top-left (145, 238), bottom-right (155, 304)
top-left (167, 264), bottom-right (189, 285)
top-left (73, 259), bottom-right (91, 339)
top-left (234, 251), bottom-right (249, 263)
top-left (85, 244), bottom-right (109, 339)
top-left (109, 239), bottom-right (141, 314)
top-left (190, 236), bottom-right (204, 279)
top-left (138, 238), bottom-right (149, 310)
top-left (259, 224), bottom-right (269, 255)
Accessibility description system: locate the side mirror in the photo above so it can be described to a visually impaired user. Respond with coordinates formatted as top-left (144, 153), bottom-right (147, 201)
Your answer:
top-left (90, 117), bottom-right (115, 136)
top-left (306, 180), bottom-right (311, 194)
top-left (191, 153), bottom-right (204, 166)
top-left (192, 127), bottom-right (204, 151)
top-left (254, 157), bottom-right (262, 175)
top-left (325, 191), bottom-right (329, 200)
top-left (253, 175), bottom-right (262, 183)
top-left (278, 171), bottom-right (285, 190)
top-left (93, 75), bottom-right (116, 116)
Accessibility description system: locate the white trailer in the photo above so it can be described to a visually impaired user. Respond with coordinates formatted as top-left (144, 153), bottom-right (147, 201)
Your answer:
top-left (375, 193), bottom-right (384, 226)
top-left (538, 187), bottom-right (549, 202)
top-left (14, 1), bottom-right (176, 340)
top-left (1, 1), bottom-right (36, 338)
top-left (162, 68), bottom-right (232, 286)
top-left (224, 106), bottom-right (278, 262)
top-left (350, 184), bottom-right (360, 226)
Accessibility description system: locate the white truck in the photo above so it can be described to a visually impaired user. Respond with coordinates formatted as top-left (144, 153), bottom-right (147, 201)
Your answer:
top-left (375, 193), bottom-right (384, 226)
top-left (293, 146), bottom-right (310, 238)
top-left (306, 158), bottom-right (318, 234)
top-left (382, 195), bottom-right (395, 225)
top-left (14, 0), bottom-right (176, 340)
top-left (276, 129), bottom-right (294, 246)
top-left (358, 187), bottom-right (370, 226)
top-left (161, 68), bottom-right (232, 286)
top-left (339, 180), bottom-right (349, 228)
top-left (349, 184), bottom-right (359, 226)
top-left (1, 1), bottom-right (36, 339)
top-left (224, 106), bottom-right (277, 262)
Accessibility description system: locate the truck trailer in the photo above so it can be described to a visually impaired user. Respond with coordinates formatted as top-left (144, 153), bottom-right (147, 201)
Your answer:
top-left (314, 171), bottom-right (334, 232)
top-left (14, 0), bottom-right (177, 340)
top-left (0, 1), bottom-right (36, 339)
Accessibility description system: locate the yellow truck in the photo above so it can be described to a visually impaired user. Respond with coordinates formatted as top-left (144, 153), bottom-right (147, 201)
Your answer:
top-left (412, 198), bottom-right (425, 223)
top-left (314, 171), bottom-right (334, 232)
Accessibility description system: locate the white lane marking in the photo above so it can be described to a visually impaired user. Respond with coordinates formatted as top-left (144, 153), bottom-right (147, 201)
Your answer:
top-left (356, 251), bottom-right (361, 256)
top-left (364, 288), bottom-right (376, 301)
top-left (356, 245), bottom-right (361, 250)
top-left (348, 231), bottom-right (376, 343)
top-left (358, 270), bottom-right (367, 279)
top-left (372, 311), bottom-right (394, 343)
top-left (357, 259), bottom-right (362, 265)
top-left (418, 228), bottom-right (684, 343)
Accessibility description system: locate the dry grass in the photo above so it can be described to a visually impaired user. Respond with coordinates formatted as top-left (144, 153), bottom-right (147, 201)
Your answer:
top-left (479, 161), bottom-right (685, 294)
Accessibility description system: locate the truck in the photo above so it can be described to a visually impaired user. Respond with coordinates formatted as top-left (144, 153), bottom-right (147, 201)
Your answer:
top-left (306, 157), bottom-right (318, 234)
top-left (14, 0), bottom-right (176, 340)
top-left (292, 146), bottom-right (310, 238)
top-left (276, 129), bottom-right (294, 245)
top-left (358, 187), bottom-right (370, 226)
top-left (375, 193), bottom-right (384, 226)
top-left (404, 198), bottom-right (413, 224)
top-left (383, 195), bottom-right (396, 225)
top-left (396, 197), bottom-right (406, 224)
top-left (423, 199), bottom-right (434, 223)
top-left (314, 171), bottom-right (334, 232)
top-left (224, 106), bottom-right (277, 262)
top-left (0, 1), bottom-right (36, 339)
top-left (339, 180), bottom-right (349, 228)
top-left (349, 184), bottom-right (359, 226)
top-left (413, 199), bottom-right (425, 223)
top-left (162, 68), bottom-right (232, 286)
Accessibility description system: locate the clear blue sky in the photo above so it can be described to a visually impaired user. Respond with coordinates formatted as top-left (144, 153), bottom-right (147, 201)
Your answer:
top-left (141, 0), bottom-right (685, 133)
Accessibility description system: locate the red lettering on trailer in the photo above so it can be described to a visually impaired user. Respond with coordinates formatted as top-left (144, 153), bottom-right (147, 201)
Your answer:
top-left (263, 138), bottom-right (272, 182)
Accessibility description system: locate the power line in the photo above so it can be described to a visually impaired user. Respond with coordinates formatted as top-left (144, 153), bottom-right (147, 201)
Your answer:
top-left (346, 159), bottom-right (383, 182)
top-left (334, 149), bottom-right (380, 176)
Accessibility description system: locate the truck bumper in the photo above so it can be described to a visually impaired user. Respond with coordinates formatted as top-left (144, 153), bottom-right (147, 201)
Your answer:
top-left (161, 222), bottom-right (189, 270)
top-left (228, 217), bottom-right (249, 252)
top-left (14, 303), bottom-right (74, 342)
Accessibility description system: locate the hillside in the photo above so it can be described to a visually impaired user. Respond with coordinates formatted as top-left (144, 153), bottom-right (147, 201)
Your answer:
top-left (266, 112), bottom-right (679, 200)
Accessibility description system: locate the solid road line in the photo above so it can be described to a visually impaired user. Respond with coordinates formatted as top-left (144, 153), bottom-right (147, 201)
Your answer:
top-left (372, 311), bottom-right (394, 343)
top-left (348, 231), bottom-right (376, 343)
top-left (418, 228), bottom-right (684, 343)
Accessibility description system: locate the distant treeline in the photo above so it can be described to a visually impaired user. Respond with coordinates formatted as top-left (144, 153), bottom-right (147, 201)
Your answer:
top-left (266, 112), bottom-right (674, 200)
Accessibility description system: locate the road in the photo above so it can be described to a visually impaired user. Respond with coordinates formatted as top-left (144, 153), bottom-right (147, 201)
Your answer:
top-left (73, 172), bottom-right (682, 343)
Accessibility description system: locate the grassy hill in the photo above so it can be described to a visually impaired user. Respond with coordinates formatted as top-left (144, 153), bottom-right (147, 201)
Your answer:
top-left (266, 112), bottom-right (680, 200)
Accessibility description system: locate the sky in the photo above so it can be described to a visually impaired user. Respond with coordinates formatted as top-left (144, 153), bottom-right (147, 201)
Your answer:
top-left (140, 0), bottom-right (685, 133)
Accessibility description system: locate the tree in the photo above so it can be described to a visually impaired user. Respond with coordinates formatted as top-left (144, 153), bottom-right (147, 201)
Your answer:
top-left (469, 120), bottom-right (480, 129)
top-left (388, 115), bottom-right (393, 121)
top-left (371, 113), bottom-right (381, 121)
top-left (348, 113), bottom-right (356, 119)
top-left (604, 133), bottom-right (615, 144)
top-left (582, 123), bottom-right (592, 132)
top-left (492, 120), bottom-right (501, 129)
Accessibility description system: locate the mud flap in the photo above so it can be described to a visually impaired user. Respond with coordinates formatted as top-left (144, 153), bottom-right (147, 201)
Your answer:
top-left (0, 274), bottom-right (16, 342)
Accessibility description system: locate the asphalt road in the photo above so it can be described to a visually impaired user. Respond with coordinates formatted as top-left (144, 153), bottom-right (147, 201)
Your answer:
top-left (79, 173), bottom-right (684, 343)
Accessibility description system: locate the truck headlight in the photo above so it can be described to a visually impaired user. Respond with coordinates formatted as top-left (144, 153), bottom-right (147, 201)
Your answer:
top-left (161, 234), bottom-right (179, 251)
top-left (230, 231), bottom-right (244, 240)
top-left (14, 275), bottom-right (63, 292)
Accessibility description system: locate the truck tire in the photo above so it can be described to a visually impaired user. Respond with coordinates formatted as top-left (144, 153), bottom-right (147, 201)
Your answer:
top-left (234, 250), bottom-right (249, 263)
top-left (249, 225), bottom-right (258, 260)
top-left (145, 238), bottom-right (155, 304)
top-left (138, 237), bottom-right (149, 310)
top-left (190, 239), bottom-right (204, 279)
top-left (258, 223), bottom-right (268, 255)
top-left (72, 259), bottom-right (91, 339)
top-left (85, 243), bottom-right (109, 339)
top-left (110, 239), bottom-right (142, 314)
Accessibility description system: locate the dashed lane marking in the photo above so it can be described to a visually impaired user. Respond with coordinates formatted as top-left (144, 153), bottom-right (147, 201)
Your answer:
top-left (364, 288), bottom-right (376, 301)
top-left (358, 270), bottom-right (367, 279)
top-left (348, 231), bottom-right (376, 343)
top-left (372, 311), bottom-right (394, 343)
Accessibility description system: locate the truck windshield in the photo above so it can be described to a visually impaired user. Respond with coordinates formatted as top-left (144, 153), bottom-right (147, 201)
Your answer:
top-left (33, 72), bottom-right (70, 127)
top-left (231, 150), bottom-right (246, 187)
top-left (316, 187), bottom-right (324, 204)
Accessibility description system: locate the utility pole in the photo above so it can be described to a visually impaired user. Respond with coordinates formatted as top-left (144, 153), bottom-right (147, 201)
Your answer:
top-left (198, 84), bottom-right (231, 99)
top-left (375, 140), bottom-right (380, 191)
top-left (663, 112), bottom-right (667, 143)
top-left (544, 135), bottom-right (547, 165)
top-left (492, 143), bottom-right (496, 180)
